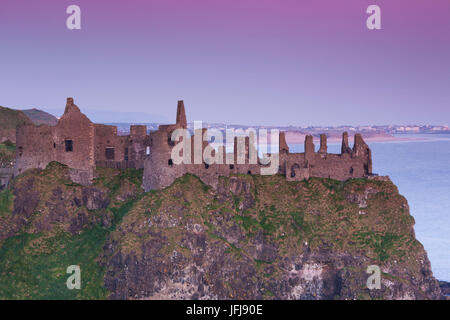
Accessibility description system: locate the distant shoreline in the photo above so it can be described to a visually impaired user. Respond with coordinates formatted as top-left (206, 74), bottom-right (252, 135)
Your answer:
top-left (284, 131), bottom-right (427, 144)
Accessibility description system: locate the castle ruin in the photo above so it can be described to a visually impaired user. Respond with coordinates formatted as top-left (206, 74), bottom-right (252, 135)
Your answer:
top-left (13, 98), bottom-right (373, 190)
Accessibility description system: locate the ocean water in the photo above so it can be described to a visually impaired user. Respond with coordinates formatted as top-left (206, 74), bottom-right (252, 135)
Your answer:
top-left (288, 134), bottom-right (450, 281)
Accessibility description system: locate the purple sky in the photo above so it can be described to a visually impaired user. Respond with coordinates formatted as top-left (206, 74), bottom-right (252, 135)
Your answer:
top-left (1, 0), bottom-right (449, 126)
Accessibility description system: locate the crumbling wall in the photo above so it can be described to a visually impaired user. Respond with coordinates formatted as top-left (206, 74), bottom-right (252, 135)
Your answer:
top-left (15, 98), bottom-right (373, 191)
top-left (142, 100), bottom-right (373, 191)
top-left (143, 128), bottom-right (185, 191)
top-left (94, 124), bottom-right (149, 169)
top-left (53, 98), bottom-right (95, 175)
top-left (14, 98), bottom-right (95, 185)
top-left (14, 98), bottom-right (152, 184)
top-left (127, 125), bottom-right (150, 169)
top-left (143, 101), bottom-right (280, 191)
top-left (142, 131), bottom-right (264, 191)
top-left (284, 132), bottom-right (372, 182)
top-left (142, 102), bottom-right (373, 191)
top-left (94, 124), bottom-right (126, 162)
top-left (14, 124), bottom-right (54, 176)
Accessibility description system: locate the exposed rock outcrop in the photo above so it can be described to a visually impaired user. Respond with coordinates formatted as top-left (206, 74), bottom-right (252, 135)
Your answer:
top-left (101, 174), bottom-right (442, 300)
top-left (0, 164), bottom-right (443, 300)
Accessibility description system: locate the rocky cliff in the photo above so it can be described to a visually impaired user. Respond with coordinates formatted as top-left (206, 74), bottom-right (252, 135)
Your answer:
top-left (0, 162), bottom-right (442, 299)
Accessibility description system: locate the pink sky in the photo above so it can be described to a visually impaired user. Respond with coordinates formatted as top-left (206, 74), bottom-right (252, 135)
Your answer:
top-left (1, 0), bottom-right (449, 125)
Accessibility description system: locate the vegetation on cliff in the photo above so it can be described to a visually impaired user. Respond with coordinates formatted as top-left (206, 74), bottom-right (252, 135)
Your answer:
top-left (0, 141), bottom-right (15, 168)
top-left (0, 163), bottom-right (143, 299)
top-left (0, 162), bottom-right (442, 299)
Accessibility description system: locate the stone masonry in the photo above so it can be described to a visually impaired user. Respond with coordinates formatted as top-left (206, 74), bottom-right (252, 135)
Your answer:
top-left (14, 98), bottom-right (150, 185)
top-left (14, 98), bottom-right (373, 189)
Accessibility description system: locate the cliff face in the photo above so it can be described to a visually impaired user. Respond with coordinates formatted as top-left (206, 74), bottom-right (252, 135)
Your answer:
top-left (0, 163), bottom-right (442, 299)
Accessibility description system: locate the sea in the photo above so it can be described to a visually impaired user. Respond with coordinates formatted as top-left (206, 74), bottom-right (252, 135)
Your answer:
top-left (288, 134), bottom-right (450, 282)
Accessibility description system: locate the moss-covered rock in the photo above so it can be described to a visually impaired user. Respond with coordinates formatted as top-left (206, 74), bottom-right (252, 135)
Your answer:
top-left (0, 163), bottom-right (443, 299)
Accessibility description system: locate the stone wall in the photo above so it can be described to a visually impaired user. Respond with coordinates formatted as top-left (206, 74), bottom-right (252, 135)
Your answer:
top-left (14, 98), bottom-right (95, 185)
top-left (142, 101), bottom-right (373, 191)
top-left (14, 98), bottom-right (373, 190)
top-left (14, 98), bottom-right (153, 185)
top-left (94, 124), bottom-right (124, 162)
top-left (53, 99), bottom-right (95, 179)
top-left (94, 124), bottom-right (149, 169)
top-left (282, 133), bottom-right (372, 182)
top-left (14, 124), bottom-right (54, 176)
top-left (127, 125), bottom-right (150, 169)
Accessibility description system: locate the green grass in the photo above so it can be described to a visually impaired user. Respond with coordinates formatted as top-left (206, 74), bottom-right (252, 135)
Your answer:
top-left (0, 165), bottom-right (144, 299)
top-left (1, 140), bottom-right (15, 149)
top-left (290, 210), bottom-right (310, 235)
top-left (0, 228), bottom-right (107, 299)
top-left (352, 230), bottom-right (402, 262)
top-left (0, 195), bottom-right (140, 299)
top-left (0, 142), bottom-right (16, 168)
top-left (234, 215), bottom-right (259, 232)
top-left (0, 188), bottom-right (14, 217)
top-left (95, 167), bottom-right (143, 197)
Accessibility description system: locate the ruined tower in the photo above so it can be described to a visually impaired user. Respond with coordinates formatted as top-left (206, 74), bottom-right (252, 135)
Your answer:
top-left (279, 131), bottom-right (289, 153)
top-left (341, 131), bottom-right (352, 154)
top-left (318, 134), bottom-right (327, 154)
top-left (142, 101), bottom-right (189, 191)
top-left (176, 100), bottom-right (187, 129)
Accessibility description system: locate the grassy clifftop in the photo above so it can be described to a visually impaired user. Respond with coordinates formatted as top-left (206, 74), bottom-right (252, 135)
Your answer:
top-left (0, 163), bottom-right (442, 299)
